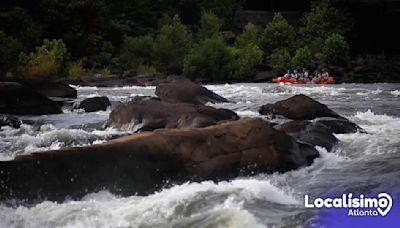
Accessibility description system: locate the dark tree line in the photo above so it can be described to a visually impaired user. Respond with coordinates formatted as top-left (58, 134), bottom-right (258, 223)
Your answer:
top-left (1, 0), bottom-right (398, 82)
top-left (0, 0), bottom-right (243, 70)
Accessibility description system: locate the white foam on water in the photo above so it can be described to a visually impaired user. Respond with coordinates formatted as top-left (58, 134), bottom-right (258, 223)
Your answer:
top-left (206, 84), bottom-right (267, 100)
top-left (20, 111), bottom-right (110, 129)
top-left (236, 110), bottom-right (260, 117)
top-left (0, 178), bottom-right (299, 228)
top-left (73, 85), bottom-right (156, 102)
top-left (263, 147), bottom-right (349, 197)
top-left (70, 85), bottom-right (98, 90)
top-left (72, 85), bottom-right (156, 91)
top-left (355, 88), bottom-right (383, 96)
top-left (79, 93), bottom-right (102, 98)
top-left (279, 85), bottom-right (346, 96)
top-left (390, 90), bottom-right (400, 96)
top-left (0, 124), bottom-right (131, 161)
top-left (1, 83), bottom-right (399, 227)
top-left (334, 110), bottom-right (400, 157)
top-left (79, 94), bottom-right (146, 100)
top-left (205, 84), bottom-right (349, 106)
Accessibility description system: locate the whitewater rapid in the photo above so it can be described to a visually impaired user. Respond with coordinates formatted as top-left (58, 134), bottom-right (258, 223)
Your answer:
top-left (0, 83), bottom-right (399, 227)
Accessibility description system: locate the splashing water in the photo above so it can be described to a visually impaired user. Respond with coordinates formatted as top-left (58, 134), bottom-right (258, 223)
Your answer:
top-left (0, 83), bottom-right (399, 227)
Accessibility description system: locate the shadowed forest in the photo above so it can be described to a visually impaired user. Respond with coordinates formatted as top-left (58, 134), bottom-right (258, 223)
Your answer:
top-left (1, 0), bottom-right (399, 83)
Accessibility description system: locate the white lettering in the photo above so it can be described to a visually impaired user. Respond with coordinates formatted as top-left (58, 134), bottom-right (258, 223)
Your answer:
top-left (304, 195), bottom-right (314, 208)
top-left (304, 193), bottom-right (393, 217)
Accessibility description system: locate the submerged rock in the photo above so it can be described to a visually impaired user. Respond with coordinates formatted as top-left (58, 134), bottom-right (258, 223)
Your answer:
top-left (0, 118), bottom-right (319, 202)
top-left (259, 94), bottom-right (343, 120)
top-left (0, 82), bottom-right (62, 115)
top-left (155, 81), bottom-right (228, 105)
top-left (74, 96), bottom-right (111, 112)
top-left (276, 120), bottom-right (338, 151)
top-left (0, 115), bottom-right (21, 128)
top-left (107, 97), bottom-right (238, 131)
top-left (316, 117), bottom-right (366, 134)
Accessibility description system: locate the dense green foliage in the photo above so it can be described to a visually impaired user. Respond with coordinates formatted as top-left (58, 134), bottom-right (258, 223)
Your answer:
top-left (183, 37), bottom-right (234, 81)
top-left (299, 0), bottom-right (352, 44)
top-left (68, 60), bottom-right (87, 80)
top-left (232, 22), bottom-right (263, 78)
top-left (115, 35), bottom-right (155, 73)
top-left (322, 33), bottom-right (349, 66)
top-left (232, 44), bottom-right (263, 79)
top-left (198, 11), bottom-right (222, 40)
top-left (235, 23), bottom-right (258, 48)
top-left (153, 15), bottom-right (192, 74)
top-left (199, 0), bottom-right (244, 31)
top-left (270, 49), bottom-right (292, 72)
top-left (259, 13), bottom-right (296, 56)
top-left (0, 31), bottom-right (23, 76)
top-left (115, 15), bottom-right (191, 75)
top-left (0, 0), bottom-right (396, 82)
top-left (18, 39), bottom-right (70, 80)
top-left (291, 46), bottom-right (313, 68)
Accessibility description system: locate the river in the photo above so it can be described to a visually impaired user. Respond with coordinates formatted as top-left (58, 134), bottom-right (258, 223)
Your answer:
top-left (1, 83), bottom-right (399, 227)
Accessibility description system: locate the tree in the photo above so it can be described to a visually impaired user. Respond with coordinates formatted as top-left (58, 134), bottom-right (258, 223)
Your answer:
top-left (198, 11), bottom-right (221, 40)
top-left (270, 48), bottom-right (292, 72)
top-left (232, 44), bottom-right (263, 79)
top-left (232, 22), bottom-right (262, 79)
top-left (323, 33), bottom-right (349, 66)
top-left (154, 15), bottom-right (192, 74)
top-left (235, 22), bottom-right (258, 48)
top-left (183, 37), bottom-right (235, 81)
top-left (0, 31), bottom-right (23, 76)
top-left (18, 39), bottom-right (70, 80)
top-left (259, 13), bottom-right (296, 56)
top-left (115, 35), bottom-right (155, 73)
top-left (199, 0), bottom-right (244, 31)
top-left (299, 0), bottom-right (352, 44)
top-left (0, 7), bottom-right (43, 50)
top-left (308, 37), bottom-right (325, 56)
top-left (291, 46), bottom-right (313, 68)
top-left (38, 0), bottom-right (110, 57)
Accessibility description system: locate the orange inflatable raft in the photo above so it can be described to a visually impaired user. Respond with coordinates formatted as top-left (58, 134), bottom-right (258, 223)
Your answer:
top-left (272, 76), bottom-right (335, 84)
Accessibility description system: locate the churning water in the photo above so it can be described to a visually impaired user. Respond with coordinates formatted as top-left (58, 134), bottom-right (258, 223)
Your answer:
top-left (0, 83), bottom-right (399, 227)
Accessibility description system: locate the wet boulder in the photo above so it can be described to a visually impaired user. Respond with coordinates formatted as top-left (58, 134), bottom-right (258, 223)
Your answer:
top-left (155, 80), bottom-right (228, 105)
top-left (22, 81), bottom-right (77, 98)
top-left (108, 97), bottom-right (238, 131)
top-left (276, 120), bottom-right (338, 151)
top-left (74, 96), bottom-right (111, 112)
top-left (0, 82), bottom-right (62, 115)
top-left (316, 117), bottom-right (366, 134)
top-left (259, 94), bottom-right (343, 120)
top-left (0, 115), bottom-right (21, 128)
top-left (0, 118), bottom-right (319, 202)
